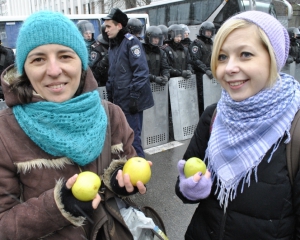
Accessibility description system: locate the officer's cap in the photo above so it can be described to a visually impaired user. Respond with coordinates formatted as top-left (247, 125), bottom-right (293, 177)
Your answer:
top-left (102, 8), bottom-right (128, 27)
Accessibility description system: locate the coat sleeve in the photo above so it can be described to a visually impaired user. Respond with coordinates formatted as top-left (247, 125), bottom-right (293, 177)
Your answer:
top-left (293, 168), bottom-right (300, 238)
top-left (0, 138), bottom-right (75, 240)
top-left (127, 38), bottom-right (150, 99)
top-left (160, 50), bottom-right (171, 79)
top-left (189, 41), bottom-right (208, 73)
top-left (102, 102), bottom-right (137, 193)
top-left (175, 103), bottom-right (217, 203)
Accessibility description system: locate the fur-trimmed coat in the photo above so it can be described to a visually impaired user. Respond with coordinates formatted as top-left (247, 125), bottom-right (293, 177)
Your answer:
top-left (0, 66), bottom-right (136, 239)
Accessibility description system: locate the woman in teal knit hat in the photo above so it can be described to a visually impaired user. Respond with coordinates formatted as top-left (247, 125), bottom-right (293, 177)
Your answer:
top-left (0, 11), bottom-right (150, 239)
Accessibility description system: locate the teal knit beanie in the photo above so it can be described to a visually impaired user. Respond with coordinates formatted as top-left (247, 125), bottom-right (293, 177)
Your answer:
top-left (16, 11), bottom-right (88, 74)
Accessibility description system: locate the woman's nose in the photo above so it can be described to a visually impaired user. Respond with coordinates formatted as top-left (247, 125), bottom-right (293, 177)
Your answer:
top-left (225, 57), bottom-right (239, 74)
top-left (46, 60), bottom-right (62, 77)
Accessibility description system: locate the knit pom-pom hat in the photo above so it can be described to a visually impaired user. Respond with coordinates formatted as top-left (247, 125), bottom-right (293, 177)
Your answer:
top-left (230, 11), bottom-right (289, 72)
top-left (16, 11), bottom-right (88, 74)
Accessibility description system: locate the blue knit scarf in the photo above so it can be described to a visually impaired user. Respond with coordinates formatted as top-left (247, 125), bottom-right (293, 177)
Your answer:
top-left (13, 90), bottom-right (107, 166)
top-left (206, 73), bottom-right (300, 210)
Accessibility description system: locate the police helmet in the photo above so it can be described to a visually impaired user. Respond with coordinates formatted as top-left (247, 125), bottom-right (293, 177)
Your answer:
top-left (127, 18), bottom-right (144, 35)
top-left (288, 27), bottom-right (300, 40)
top-left (101, 23), bottom-right (109, 43)
top-left (198, 21), bottom-right (215, 39)
top-left (76, 20), bottom-right (95, 36)
top-left (168, 24), bottom-right (183, 41)
top-left (158, 25), bottom-right (168, 41)
top-left (145, 26), bottom-right (163, 46)
top-left (180, 24), bottom-right (190, 35)
top-left (97, 34), bottom-right (109, 45)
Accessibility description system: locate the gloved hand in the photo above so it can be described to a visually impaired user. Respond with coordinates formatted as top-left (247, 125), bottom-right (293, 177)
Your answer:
top-left (60, 180), bottom-right (94, 218)
top-left (170, 69), bottom-right (182, 77)
top-left (154, 76), bottom-right (168, 86)
top-left (182, 70), bottom-right (192, 79)
top-left (205, 70), bottom-right (214, 80)
top-left (286, 56), bottom-right (294, 64)
top-left (129, 98), bottom-right (138, 114)
top-left (177, 160), bottom-right (212, 201)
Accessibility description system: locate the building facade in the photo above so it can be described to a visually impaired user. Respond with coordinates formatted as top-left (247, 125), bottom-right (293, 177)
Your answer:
top-left (0, 0), bottom-right (105, 16)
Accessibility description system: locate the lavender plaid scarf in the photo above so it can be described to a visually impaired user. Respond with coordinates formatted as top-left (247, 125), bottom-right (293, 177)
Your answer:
top-left (206, 73), bottom-right (300, 210)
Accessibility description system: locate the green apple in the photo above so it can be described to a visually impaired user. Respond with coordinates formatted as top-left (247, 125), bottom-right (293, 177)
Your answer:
top-left (71, 171), bottom-right (101, 201)
top-left (184, 157), bottom-right (206, 178)
top-left (123, 157), bottom-right (151, 186)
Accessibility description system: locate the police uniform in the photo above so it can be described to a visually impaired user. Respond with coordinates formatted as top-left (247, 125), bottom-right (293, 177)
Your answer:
top-left (88, 40), bottom-right (108, 86)
top-left (161, 41), bottom-right (193, 77)
top-left (142, 43), bottom-right (170, 81)
top-left (189, 36), bottom-right (213, 115)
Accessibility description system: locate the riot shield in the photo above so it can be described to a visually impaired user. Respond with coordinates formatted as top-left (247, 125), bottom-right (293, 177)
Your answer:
top-left (141, 82), bottom-right (169, 149)
top-left (203, 74), bottom-right (222, 109)
top-left (169, 75), bottom-right (199, 141)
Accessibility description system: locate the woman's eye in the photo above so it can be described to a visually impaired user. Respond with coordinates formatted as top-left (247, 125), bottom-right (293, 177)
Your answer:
top-left (61, 55), bottom-right (71, 59)
top-left (218, 54), bottom-right (227, 61)
top-left (32, 57), bottom-right (43, 62)
top-left (241, 52), bottom-right (253, 58)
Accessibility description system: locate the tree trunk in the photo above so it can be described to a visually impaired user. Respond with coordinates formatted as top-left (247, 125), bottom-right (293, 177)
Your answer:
top-left (125, 0), bottom-right (136, 9)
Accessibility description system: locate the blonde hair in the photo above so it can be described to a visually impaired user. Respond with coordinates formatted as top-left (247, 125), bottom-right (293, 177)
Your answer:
top-left (211, 19), bottom-right (279, 87)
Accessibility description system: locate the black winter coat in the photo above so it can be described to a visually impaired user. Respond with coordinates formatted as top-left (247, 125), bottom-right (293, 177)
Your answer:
top-left (142, 43), bottom-right (170, 80)
top-left (162, 41), bottom-right (193, 77)
top-left (175, 103), bottom-right (300, 240)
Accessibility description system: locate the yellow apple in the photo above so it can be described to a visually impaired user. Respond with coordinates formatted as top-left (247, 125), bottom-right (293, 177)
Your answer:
top-left (184, 157), bottom-right (206, 178)
top-left (123, 157), bottom-right (151, 186)
top-left (71, 171), bottom-right (101, 201)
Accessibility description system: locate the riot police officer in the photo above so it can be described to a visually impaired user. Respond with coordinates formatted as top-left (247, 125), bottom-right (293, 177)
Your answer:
top-left (77, 20), bottom-right (108, 86)
top-left (287, 27), bottom-right (300, 64)
top-left (180, 24), bottom-right (192, 47)
top-left (142, 26), bottom-right (170, 86)
top-left (158, 25), bottom-right (168, 45)
top-left (127, 18), bottom-right (144, 41)
top-left (189, 21), bottom-right (215, 115)
top-left (161, 24), bottom-right (193, 79)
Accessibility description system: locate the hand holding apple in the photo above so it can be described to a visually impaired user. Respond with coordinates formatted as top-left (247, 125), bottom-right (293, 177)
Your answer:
top-left (122, 157), bottom-right (152, 186)
top-left (71, 171), bottom-right (101, 202)
top-left (184, 157), bottom-right (207, 178)
top-left (177, 159), bottom-right (212, 200)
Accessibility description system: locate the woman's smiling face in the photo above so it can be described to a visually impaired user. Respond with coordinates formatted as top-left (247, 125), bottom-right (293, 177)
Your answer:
top-left (24, 44), bottom-right (82, 103)
top-left (216, 25), bottom-right (271, 102)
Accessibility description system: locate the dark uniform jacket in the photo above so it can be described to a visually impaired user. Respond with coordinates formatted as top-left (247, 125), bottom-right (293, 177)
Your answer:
top-left (175, 103), bottom-right (300, 240)
top-left (181, 37), bottom-right (192, 48)
top-left (142, 43), bottom-right (170, 80)
top-left (162, 41), bottom-right (193, 77)
top-left (89, 40), bottom-right (108, 86)
top-left (189, 36), bottom-right (213, 73)
top-left (107, 28), bottom-right (154, 114)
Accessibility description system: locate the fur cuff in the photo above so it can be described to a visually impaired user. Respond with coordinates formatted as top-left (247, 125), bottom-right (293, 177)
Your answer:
top-left (102, 157), bottom-right (127, 192)
top-left (54, 178), bottom-right (86, 227)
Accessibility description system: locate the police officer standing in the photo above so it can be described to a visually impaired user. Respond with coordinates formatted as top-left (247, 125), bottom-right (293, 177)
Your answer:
top-left (161, 24), bottom-right (193, 79)
top-left (77, 20), bottom-right (108, 86)
top-left (143, 26), bottom-right (170, 86)
top-left (189, 21), bottom-right (215, 115)
top-left (102, 8), bottom-right (154, 158)
top-left (0, 39), bottom-right (14, 100)
top-left (127, 18), bottom-right (144, 41)
top-left (287, 27), bottom-right (300, 64)
top-left (180, 24), bottom-right (192, 48)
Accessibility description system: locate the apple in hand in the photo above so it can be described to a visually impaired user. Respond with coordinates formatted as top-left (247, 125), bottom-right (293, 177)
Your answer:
top-left (123, 157), bottom-right (151, 186)
top-left (71, 171), bottom-right (101, 201)
top-left (184, 157), bottom-right (206, 178)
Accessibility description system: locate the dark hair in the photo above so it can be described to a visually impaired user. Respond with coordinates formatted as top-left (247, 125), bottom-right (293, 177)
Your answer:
top-left (9, 70), bottom-right (87, 104)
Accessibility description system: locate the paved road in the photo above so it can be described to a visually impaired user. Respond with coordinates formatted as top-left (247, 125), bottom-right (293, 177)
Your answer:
top-left (131, 139), bottom-right (197, 240)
